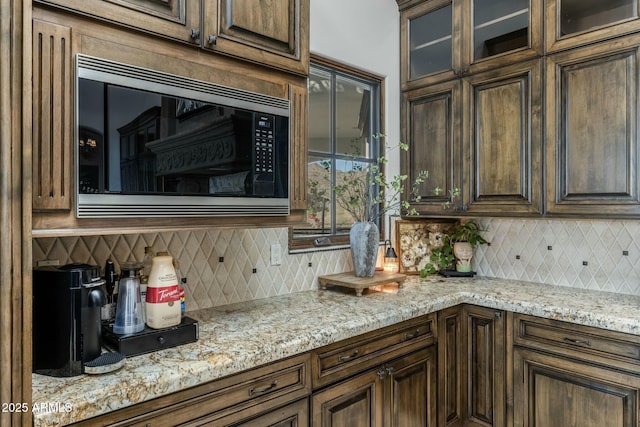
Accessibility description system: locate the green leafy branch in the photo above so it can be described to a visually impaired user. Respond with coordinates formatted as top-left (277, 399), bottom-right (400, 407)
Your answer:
top-left (323, 134), bottom-right (430, 223)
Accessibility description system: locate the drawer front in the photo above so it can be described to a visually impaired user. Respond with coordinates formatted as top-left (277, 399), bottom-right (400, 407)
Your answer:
top-left (312, 314), bottom-right (436, 388)
top-left (115, 353), bottom-right (311, 427)
top-left (514, 313), bottom-right (640, 367)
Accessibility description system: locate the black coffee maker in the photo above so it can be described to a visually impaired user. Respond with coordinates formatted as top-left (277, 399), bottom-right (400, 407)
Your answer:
top-left (33, 263), bottom-right (105, 377)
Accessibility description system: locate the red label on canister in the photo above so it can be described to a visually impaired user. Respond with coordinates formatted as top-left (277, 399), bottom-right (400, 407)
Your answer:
top-left (146, 285), bottom-right (181, 303)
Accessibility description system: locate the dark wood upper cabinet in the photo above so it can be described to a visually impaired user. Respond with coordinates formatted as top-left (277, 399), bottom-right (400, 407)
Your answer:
top-left (401, 79), bottom-right (463, 215)
top-left (545, 33), bottom-right (640, 216)
top-left (35, 0), bottom-right (201, 43)
top-left (31, 4), bottom-right (309, 233)
top-left (546, 0), bottom-right (640, 53)
top-left (399, 0), bottom-right (640, 218)
top-left (464, 58), bottom-right (543, 215)
top-left (397, 0), bottom-right (542, 90)
top-left (34, 0), bottom-right (309, 75)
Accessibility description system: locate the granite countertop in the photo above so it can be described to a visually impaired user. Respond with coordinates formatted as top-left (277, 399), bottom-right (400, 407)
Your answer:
top-left (31, 276), bottom-right (640, 426)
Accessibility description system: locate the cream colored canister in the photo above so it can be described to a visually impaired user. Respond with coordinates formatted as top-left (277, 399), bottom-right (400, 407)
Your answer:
top-left (145, 254), bottom-right (181, 329)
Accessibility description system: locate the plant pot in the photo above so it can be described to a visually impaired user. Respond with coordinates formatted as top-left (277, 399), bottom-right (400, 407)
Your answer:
top-left (453, 241), bottom-right (473, 273)
top-left (350, 221), bottom-right (380, 278)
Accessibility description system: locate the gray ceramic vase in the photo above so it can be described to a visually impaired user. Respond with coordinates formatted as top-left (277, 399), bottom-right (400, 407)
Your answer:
top-left (350, 221), bottom-right (380, 277)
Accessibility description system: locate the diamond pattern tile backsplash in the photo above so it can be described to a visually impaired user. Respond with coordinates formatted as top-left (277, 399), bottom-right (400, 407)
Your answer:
top-left (33, 228), bottom-right (352, 311)
top-left (32, 218), bottom-right (640, 311)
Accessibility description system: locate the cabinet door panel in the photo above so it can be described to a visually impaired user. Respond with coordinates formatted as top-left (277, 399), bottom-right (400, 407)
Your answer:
top-left (546, 35), bottom-right (640, 215)
top-left (34, 0), bottom-right (200, 43)
top-left (465, 59), bottom-right (543, 214)
top-left (388, 346), bottom-right (438, 427)
top-left (223, 0), bottom-right (291, 46)
top-left (438, 307), bottom-right (463, 427)
top-left (463, 306), bottom-right (506, 427)
top-left (545, 0), bottom-right (640, 53)
top-left (399, 0), bottom-right (460, 90)
top-left (312, 369), bottom-right (384, 427)
top-left (514, 347), bottom-right (640, 427)
top-left (205, 0), bottom-right (309, 75)
top-left (401, 80), bottom-right (463, 215)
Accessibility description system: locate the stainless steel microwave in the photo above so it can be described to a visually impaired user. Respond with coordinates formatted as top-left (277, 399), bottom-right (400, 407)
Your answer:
top-left (75, 54), bottom-right (289, 218)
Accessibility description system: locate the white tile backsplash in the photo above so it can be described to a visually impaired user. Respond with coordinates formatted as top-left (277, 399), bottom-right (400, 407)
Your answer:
top-left (32, 218), bottom-right (640, 311)
top-left (474, 218), bottom-right (640, 296)
top-left (32, 228), bottom-right (352, 311)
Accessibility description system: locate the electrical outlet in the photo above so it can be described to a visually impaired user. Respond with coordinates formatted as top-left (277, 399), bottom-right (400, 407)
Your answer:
top-left (37, 259), bottom-right (60, 267)
top-left (270, 244), bottom-right (282, 266)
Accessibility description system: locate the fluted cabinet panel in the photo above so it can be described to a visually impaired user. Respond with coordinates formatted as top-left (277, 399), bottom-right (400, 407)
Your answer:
top-left (32, 19), bottom-right (72, 211)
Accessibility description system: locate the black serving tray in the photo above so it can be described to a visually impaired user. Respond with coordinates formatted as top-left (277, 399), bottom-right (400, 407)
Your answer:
top-left (439, 270), bottom-right (476, 278)
top-left (102, 316), bottom-right (198, 357)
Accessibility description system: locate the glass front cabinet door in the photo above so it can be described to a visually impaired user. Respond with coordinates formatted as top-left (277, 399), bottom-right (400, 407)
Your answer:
top-left (400, 0), bottom-right (460, 89)
top-left (398, 0), bottom-right (541, 89)
top-left (546, 0), bottom-right (640, 52)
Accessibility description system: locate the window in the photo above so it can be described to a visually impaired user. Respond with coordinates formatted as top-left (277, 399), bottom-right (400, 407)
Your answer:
top-left (291, 58), bottom-right (384, 249)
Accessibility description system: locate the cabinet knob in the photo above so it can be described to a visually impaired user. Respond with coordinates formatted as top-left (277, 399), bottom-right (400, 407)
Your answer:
top-left (190, 28), bottom-right (201, 42)
top-left (377, 369), bottom-right (386, 380)
top-left (495, 312), bottom-right (502, 319)
top-left (207, 35), bottom-right (218, 45)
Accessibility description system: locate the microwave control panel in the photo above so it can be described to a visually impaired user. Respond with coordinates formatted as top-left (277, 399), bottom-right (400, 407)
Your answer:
top-left (253, 114), bottom-right (276, 196)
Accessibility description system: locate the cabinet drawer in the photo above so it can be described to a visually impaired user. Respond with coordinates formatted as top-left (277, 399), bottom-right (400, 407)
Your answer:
top-left (311, 314), bottom-right (436, 388)
top-left (514, 313), bottom-right (640, 369)
top-left (109, 353), bottom-right (311, 427)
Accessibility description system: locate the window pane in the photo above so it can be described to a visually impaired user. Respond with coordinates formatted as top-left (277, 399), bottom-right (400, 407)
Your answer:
top-left (409, 5), bottom-right (453, 79)
top-left (560, 0), bottom-right (637, 36)
top-left (335, 159), bottom-right (374, 230)
top-left (305, 155), bottom-right (333, 236)
top-left (308, 68), bottom-right (332, 154)
top-left (293, 61), bottom-right (381, 248)
top-left (336, 75), bottom-right (372, 157)
top-left (473, 0), bottom-right (529, 60)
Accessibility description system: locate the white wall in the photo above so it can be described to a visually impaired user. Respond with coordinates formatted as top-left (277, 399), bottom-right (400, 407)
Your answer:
top-left (310, 0), bottom-right (402, 239)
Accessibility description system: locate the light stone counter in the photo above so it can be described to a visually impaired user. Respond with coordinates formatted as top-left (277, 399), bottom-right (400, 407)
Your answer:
top-left (31, 276), bottom-right (640, 426)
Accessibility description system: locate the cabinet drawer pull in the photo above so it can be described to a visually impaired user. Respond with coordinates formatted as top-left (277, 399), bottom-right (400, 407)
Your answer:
top-left (563, 337), bottom-right (591, 346)
top-left (338, 350), bottom-right (359, 362)
top-left (404, 329), bottom-right (421, 340)
top-left (249, 380), bottom-right (278, 396)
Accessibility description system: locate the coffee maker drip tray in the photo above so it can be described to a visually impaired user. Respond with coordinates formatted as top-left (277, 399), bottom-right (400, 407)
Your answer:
top-left (102, 317), bottom-right (198, 357)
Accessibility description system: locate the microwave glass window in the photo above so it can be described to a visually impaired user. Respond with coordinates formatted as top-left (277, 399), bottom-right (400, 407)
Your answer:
top-left (77, 78), bottom-right (288, 198)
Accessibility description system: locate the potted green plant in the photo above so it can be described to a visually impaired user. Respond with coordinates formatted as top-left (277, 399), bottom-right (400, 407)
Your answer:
top-left (420, 220), bottom-right (488, 276)
top-left (449, 220), bottom-right (488, 272)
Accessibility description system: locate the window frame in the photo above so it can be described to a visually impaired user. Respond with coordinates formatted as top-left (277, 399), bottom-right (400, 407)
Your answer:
top-left (289, 55), bottom-right (386, 251)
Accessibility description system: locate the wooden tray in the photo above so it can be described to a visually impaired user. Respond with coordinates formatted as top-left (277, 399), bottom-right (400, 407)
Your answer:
top-left (318, 271), bottom-right (407, 296)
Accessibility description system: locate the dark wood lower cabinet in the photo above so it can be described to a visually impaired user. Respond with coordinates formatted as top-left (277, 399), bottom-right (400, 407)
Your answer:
top-left (187, 398), bottom-right (309, 427)
top-left (463, 305), bottom-right (506, 427)
top-left (513, 347), bottom-right (640, 427)
top-left (311, 366), bottom-right (384, 427)
top-left (311, 346), bottom-right (437, 427)
top-left (438, 306), bottom-right (463, 427)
